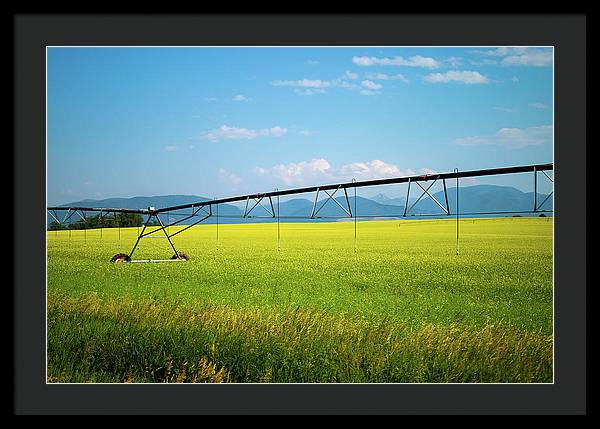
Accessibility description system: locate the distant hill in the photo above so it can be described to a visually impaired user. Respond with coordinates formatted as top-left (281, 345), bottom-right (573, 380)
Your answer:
top-left (370, 193), bottom-right (407, 207)
top-left (48, 185), bottom-right (552, 226)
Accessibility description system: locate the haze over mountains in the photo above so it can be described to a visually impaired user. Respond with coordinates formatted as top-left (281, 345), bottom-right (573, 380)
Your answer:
top-left (49, 184), bottom-right (553, 225)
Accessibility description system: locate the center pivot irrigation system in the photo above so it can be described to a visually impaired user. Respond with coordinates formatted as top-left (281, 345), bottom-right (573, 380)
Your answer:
top-left (47, 162), bottom-right (553, 263)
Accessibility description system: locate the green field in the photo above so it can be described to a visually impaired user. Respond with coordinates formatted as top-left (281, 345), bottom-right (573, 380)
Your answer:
top-left (47, 217), bottom-right (553, 383)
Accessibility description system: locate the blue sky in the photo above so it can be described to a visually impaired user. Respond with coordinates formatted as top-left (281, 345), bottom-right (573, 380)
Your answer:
top-left (47, 47), bottom-right (553, 205)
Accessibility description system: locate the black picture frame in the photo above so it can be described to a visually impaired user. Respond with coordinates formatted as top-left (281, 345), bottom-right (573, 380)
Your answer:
top-left (14, 14), bottom-right (586, 415)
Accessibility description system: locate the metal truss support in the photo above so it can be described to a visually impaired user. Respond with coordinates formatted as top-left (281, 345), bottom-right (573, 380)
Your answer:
top-left (534, 167), bottom-right (554, 211)
top-left (244, 196), bottom-right (275, 218)
top-left (61, 209), bottom-right (77, 225)
top-left (442, 179), bottom-right (450, 214)
top-left (167, 211), bottom-right (212, 238)
top-left (403, 179), bottom-right (411, 217)
top-left (48, 210), bottom-right (61, 225)
top-left (310, 185), bottom-right (353, 218)
top-left (74, 209), bottom-right (86, 222)
top-left (162, 204), bottom-right (211, 231)
top-left (98, 210), bottom-right (112, 221)
top-left (404, 176), bottom-right (450, 216)
top-left (155, 213), bottom-right (179, 259)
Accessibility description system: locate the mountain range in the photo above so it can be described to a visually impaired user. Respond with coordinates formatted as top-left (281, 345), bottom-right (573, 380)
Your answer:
top-left (48, 184), bottom-right (552, 225)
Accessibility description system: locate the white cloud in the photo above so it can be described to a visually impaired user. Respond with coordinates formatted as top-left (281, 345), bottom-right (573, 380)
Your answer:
top-left (529, 102), bottom-right (549, 110)
top-left (294, 88), bottom-right (327, 96)
top-left (204, 126), bottom-right (255, 141)
top-left (256, 158), bottom-right (333, 185)
top-left (419, 167), bottom-right (438, 175)
top-left (202, 125), bottom-right (288, 142)
top-left (253, 167), bottom-right (267, 175)
top-left (424, 70), bottom-right (490, 84)
top-left (266, 126), bottom-right (288, 137)
top-left (342, 70), bottom-right (359, 80)
top-left (352, 55), bottom-right (439, 68)
top-left (455, 125), bottom-right (552, 148)
top-left (272, 79), bottom-right (332, 89)
top-left (472, 47), bottom-right (513, 57)
top-left (333, 79), bottom-right (358, 89)
top-left (232, 94), bottom-right (251, 102)
top-left (205, 97), bottom-right (218, 102)
top-left (469, 59), bottom-right (498, 66)
top-left (272, 72), bottom-right (365, 95)
top-left (511, 76), bottom-right (520, 82)
top-left (361, 80), bottom-right (383, 90)
top-left (299, 129), bottom-right (318, 136)
top-left (274, 69), bottom-right (415, 96)
top-left (339, 160), bottom-right (413, 180)
top-left (218, 168), bottom-right (242, 185)
top-left (462, 177), bottom-right (480, 185)
top-left (272, 78), bottom-right (337, 95)
top-left (164, 145), bottom-right (177, 152)
top-left (501, 50), bottom-right (552, 67)
top-left (359, 80), bottom-right (383, 95)
top-left (272, 74), bottom-right (362, 95)
top-left (445, 56), bottom-right (462, 68)
top-left (364, 72), bottom-right (409, 83)
top-left (305, 59), bottom-right (320, 65)
top-left (254, 158), bottom-right (419, 186)
top-left (472, 47), bottom-right (552, 67)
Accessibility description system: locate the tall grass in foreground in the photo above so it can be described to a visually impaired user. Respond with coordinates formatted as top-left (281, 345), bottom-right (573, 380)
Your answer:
top-left (48, 293), bottom-right (552, 383)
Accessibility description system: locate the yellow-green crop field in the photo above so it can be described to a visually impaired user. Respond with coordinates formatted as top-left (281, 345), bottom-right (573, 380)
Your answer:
top-left (47, 217), bottom-right (553, 383)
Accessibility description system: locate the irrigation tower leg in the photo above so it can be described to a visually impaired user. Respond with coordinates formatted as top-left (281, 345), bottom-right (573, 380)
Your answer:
top-left (155, 214), bottom-right (180, 259)
top-left (128, 213), bottom-right (153, 260)
top-left (353, 179), bottom-right (357, 254)
top-left (455, 168), bottom-right (459, 256)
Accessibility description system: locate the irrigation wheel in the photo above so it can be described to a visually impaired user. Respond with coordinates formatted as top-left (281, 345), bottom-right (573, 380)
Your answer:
top-left (172, 252), bottom-right (189, 261)
top-left (110, 253), bottom-right (131, 263)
